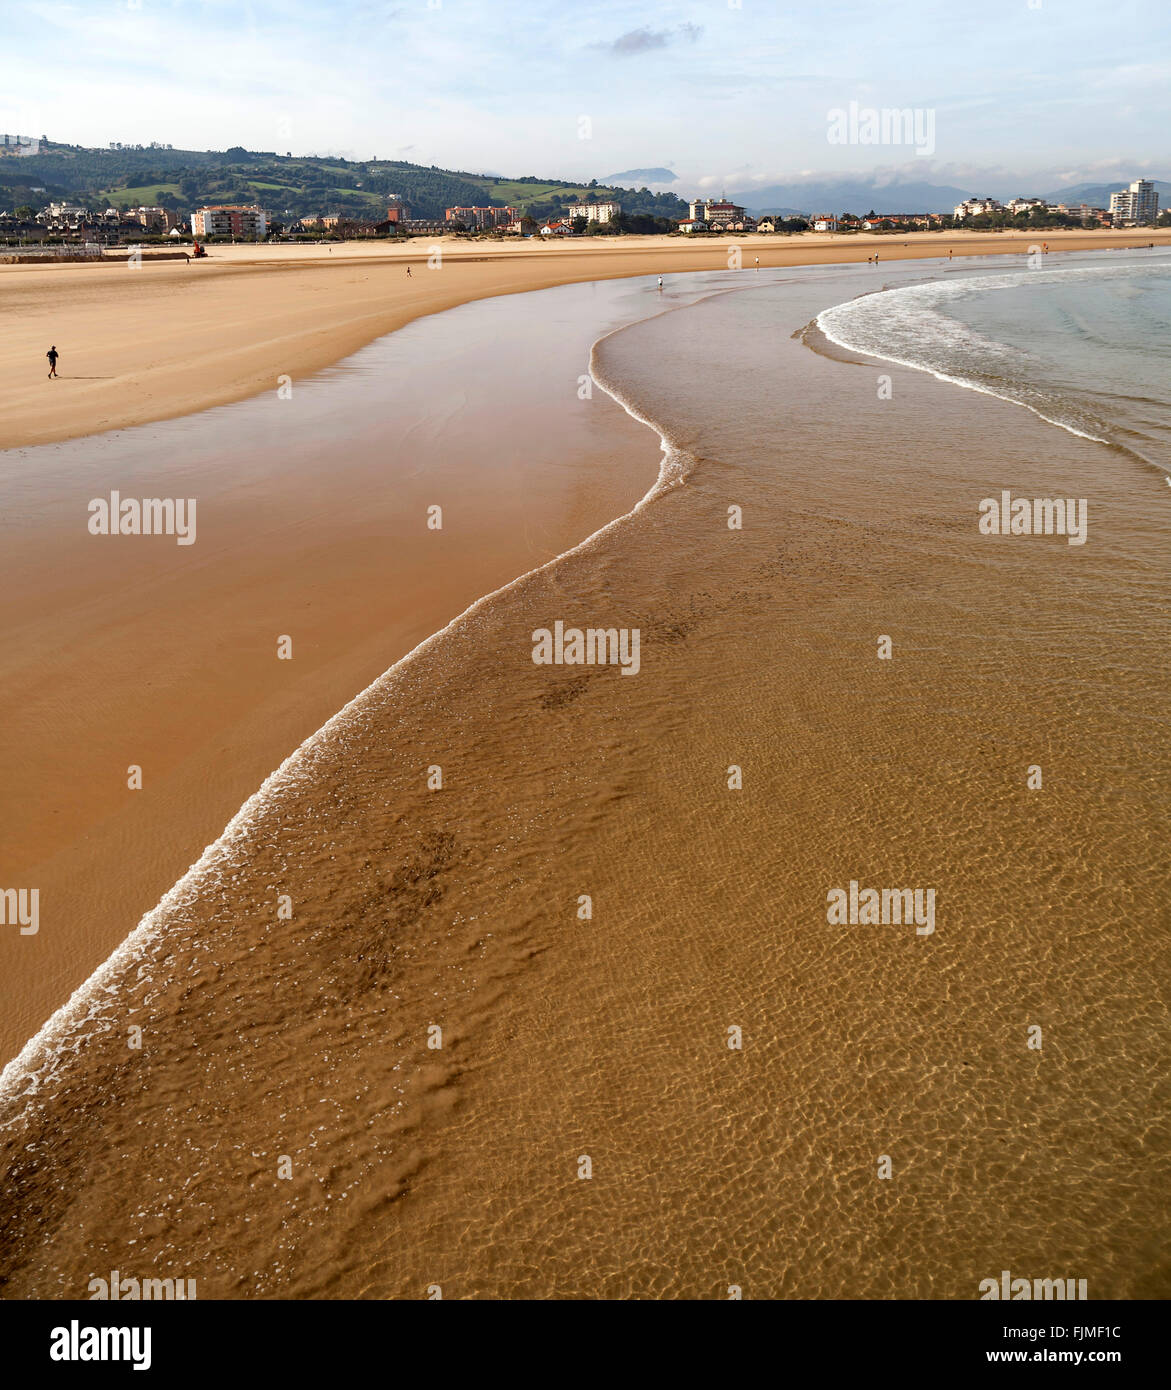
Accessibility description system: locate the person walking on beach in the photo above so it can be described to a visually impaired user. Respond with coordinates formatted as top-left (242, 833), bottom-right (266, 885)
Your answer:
top-left (406, 265), bottom-right (412, 278)
top-left (46, 345), bottom-right (59, 378)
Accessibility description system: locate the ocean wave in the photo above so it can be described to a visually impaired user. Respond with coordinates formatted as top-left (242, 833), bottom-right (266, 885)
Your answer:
top-left (815, 260), bottom-right (1171, 469)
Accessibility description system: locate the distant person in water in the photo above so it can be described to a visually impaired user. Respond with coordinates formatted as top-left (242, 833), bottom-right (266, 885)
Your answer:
top-left (657, 275), bottom-right (663, 289)
top-left (46, 345), bottom-right (59, 378)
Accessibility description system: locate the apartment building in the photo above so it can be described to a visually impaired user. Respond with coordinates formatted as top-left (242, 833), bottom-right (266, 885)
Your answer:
top-left (133, 206), bottom-right (180, 231)
top-left (444, 205), bottom-right (517, 229)
top-left (1109, 179), bottom-right (1158, 226)
top-left (689, 197), bottom-right (751, 228)
top-left (191, 204), bottom-right (268, 239)
top-left (953, 197), bottom-right (1005, 219)
top-left (566, 200), bottom-right (621, 224)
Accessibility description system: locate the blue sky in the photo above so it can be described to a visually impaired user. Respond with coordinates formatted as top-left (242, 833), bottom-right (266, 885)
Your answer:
top-left (1, 0), bottom-right (1165, 194)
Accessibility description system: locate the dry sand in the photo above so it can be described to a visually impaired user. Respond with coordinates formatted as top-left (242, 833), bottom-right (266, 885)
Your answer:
top-left (4, 228), bottom-right (1168, 449)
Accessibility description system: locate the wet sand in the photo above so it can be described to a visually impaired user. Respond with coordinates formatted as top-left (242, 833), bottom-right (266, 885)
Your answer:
top-left (2, 260), bottom-right (1165, 1299)
top-left (0, 276), bottom-right (685, 1062)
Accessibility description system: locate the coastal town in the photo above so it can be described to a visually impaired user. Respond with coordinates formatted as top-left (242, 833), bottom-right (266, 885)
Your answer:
top-left (0, 132), bottom-right (1160, 252)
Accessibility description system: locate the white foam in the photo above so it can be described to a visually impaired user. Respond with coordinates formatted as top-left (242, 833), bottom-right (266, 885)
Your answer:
top-left (814, 261), bottom-right (1169, 447)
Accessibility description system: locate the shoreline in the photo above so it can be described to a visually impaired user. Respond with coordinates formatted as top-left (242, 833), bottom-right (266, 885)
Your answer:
top-left (4, 228), bottom-right (1169, 451)
top-left (0, 274), bottom-right (697, 1065)
top-left (0, 304), bottom-right (682, 1099)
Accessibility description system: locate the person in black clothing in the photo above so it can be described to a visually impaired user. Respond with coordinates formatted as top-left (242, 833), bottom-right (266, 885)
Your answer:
top-left (47, 345), bottom-right (59, 378)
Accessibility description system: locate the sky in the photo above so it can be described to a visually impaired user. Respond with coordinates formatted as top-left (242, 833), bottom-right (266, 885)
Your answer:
top-left (1, 0), bottom-right (1166, 195)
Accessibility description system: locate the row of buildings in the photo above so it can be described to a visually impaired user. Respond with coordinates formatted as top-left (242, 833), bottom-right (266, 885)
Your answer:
top-left (45, 201), bottom-right (183, 230)
top-left (954, 181), bottom-right (1158, 227)
top-left (443, 199), bottom-right (623, 233)
top-left (0, 201), bottom-right (187, 242)
top-left (10, 177), bottom-right (1160, 247)
top-left (298, 196), bottom-right (626, 239)
top-left (682, 201), bottom-right (947, 233)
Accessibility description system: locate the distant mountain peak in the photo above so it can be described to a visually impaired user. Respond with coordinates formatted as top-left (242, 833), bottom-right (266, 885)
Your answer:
top-left (606, 167), bottom-right (677, 184)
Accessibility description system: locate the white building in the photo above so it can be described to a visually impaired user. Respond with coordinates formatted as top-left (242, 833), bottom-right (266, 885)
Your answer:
top-left (191, 205), bottom-right (268, 239)
top-left (1006, 197), bottom-right (1045, 215)
top-left (567, 201), bottom-right (621, 224)
top-left (953, 197), bottom-right (1005, 219)
top-left (811, 215), bottom-right (838, 232)
top-left (43, 202), bottom-right (89, 224)
top-left (688, 198), bottom-right (750, 228)
top-left (1109, 179), bottom-right (1158, 226)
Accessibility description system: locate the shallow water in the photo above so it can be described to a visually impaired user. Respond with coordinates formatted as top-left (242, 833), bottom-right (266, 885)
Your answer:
top-left (818, 249), bottom-right (1171, 471)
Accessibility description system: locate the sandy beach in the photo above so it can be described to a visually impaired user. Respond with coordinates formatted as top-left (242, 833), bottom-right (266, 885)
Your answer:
top-left (4, 229), bottom-right (1168, 450)
top-left (0, 226), bottom-right (1151, 1065)
top-left (2, 228), bottom-right (1168, 1062)
top-left (3, 250), bottom-right (1166, 1298)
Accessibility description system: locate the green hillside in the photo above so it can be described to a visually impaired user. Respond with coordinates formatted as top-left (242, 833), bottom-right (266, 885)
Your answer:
top-left (98, 182), bottom-right (182, 206)
top-left (3, 140), bottom-right (688, 225)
